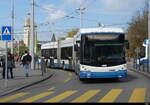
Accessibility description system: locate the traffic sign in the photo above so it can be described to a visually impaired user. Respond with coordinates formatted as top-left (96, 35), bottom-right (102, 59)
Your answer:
top-left (1, 26), bottom-right (12, 41)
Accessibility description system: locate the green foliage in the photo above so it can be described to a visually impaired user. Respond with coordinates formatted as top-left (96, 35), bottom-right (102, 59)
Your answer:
top-left (57, 29), bottom-right (78, 41)
top-left (67, 29), bottom-right (78, 38)
top-left (126, 0), bottom-right (148, 58)
top-left (58, 37), bottom-right (65, 41)
top-left (36, 43), bottom-right (41, 57)
top-left (35, 32), bottom-right (40, 56)
top-left (19, 45), bottom-right (29, 56)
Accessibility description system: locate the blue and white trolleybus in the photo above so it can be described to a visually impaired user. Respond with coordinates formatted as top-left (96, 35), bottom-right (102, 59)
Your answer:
top-left (41, 27), bottom-right (129, 81)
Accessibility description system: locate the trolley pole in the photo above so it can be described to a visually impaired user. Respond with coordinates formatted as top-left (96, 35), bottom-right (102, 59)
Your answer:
top-left (30, 0), bottom-right (35, 70)
top-left (148, 0), bottom-right (150, 72)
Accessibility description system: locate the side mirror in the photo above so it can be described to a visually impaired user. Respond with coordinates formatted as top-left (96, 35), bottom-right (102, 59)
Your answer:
top-left (125, 40), bottom-right (129, 49)
top-left (74, 44), bottom-right (78, 51)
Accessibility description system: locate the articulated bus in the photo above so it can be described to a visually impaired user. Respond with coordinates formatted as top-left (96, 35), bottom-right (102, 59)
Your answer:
top-left (41, 27), bottom-right (129, 81)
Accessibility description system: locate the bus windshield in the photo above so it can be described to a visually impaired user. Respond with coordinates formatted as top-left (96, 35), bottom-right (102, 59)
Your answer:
top-left (80, 35), bottom-right (126, 67)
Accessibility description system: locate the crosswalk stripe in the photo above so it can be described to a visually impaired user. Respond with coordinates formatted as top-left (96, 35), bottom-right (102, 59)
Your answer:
top-left (71, 90), bottom-right (101, 103)
top-left (98, 89), bottom-right (123, 103)
top-left (0, 93), bottom-right (29, 102)
top-left (45, 90), bottom-right (77, 103)
top-left (19, 92), bottom-right (54, 103)
top-left (128, 88), bottom-right (146, 103)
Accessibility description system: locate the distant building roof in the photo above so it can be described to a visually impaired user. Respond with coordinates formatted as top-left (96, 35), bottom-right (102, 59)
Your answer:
top-left (51, 33), bottom-right (56, 42)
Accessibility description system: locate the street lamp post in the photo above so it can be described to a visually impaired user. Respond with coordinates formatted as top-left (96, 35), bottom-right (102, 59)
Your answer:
top-left (148, 0), bottom-right (150, 72)
top-left (30, 0), bottom-right (35, 70)
top-left (11, 0), bottom-right (15, 54)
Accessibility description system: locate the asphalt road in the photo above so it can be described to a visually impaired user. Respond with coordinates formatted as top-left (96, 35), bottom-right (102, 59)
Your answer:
top-left (0, 68), bottom-right (150, 103)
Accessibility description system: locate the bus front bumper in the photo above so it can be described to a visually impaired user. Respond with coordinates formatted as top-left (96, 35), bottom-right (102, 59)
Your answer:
top-left (79, 70), bottom-right (127, 79)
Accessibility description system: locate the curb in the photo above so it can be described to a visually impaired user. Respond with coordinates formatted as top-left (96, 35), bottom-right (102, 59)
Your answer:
top-left (130, 68), bottom-right (150, 79)
top-left (0, 73), bottom-right (54, 97)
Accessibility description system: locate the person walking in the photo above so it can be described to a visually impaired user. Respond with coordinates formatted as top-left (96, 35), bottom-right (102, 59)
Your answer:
top-left (41, 56), bottom-right (46, 76)
top-left (21, 51), bottom-right (32, 77)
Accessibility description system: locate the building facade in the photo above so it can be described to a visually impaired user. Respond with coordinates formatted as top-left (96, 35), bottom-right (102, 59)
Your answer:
top-left (23, 18), bottom-right (30, 47)
top-left (23, 18), bottom-right (37, 48)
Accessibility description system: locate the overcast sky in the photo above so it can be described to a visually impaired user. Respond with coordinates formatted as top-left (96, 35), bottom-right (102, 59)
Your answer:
top-left (0, 0), bottom-right (145, 41)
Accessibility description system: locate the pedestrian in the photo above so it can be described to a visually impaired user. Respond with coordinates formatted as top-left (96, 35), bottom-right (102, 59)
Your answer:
top-left (38, 57), bottom-right (41, 70)
top-left (2, 52), bottom-right (14, 79)
top-left (41, 56), bottom-right (46, 76)
top-left (21, 51), bottom-right (32, 77)
top-left (2, 58), bottom-right (8, 79)
top-left (12, 54), bottom-right (15, 68)
top-left (62, 61), bottom-right (65, 69)
top-left (7, 52), bottom-right (14, 79)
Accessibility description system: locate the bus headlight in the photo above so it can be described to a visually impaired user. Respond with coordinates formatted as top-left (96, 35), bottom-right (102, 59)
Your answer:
top-left (121, 64), bottom-right (127, 70)
top-left (81, 66), bottom-right (87, 71)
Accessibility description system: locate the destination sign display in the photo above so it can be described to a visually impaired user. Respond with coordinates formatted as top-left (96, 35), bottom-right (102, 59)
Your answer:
top-left (86, 34), bottom-right (119, 40)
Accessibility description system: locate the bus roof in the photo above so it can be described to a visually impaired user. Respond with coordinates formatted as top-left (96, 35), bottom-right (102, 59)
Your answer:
top-left (79, 27), bottom-right (124, 34)
top-left (41, 38), bottom-right (74, 49)
top-left (41, 42), bottom-right (58, 49)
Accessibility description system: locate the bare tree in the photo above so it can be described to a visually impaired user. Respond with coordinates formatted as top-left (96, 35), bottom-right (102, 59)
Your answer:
top-left (126, 0), bottom-right (148, 57)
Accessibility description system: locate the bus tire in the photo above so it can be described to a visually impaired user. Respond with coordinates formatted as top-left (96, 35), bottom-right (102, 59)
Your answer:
top-left (79, 78), bottom-right (84, 81)
top-left (117, 77), bottom-right (126, 82)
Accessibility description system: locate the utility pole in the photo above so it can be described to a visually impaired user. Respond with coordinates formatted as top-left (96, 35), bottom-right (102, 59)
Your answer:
top-left (11, 0), bottom-right (14, 54)
top-left (76, 7), bottom-right (86, 28)
top-left (148, 0), bottom-right (150, 72)
top-left (30, 0), bottom-right (35, 70)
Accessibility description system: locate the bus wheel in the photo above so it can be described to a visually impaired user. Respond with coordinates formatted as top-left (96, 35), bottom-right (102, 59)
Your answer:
top-left (79, 78), bottom-right (84, 81)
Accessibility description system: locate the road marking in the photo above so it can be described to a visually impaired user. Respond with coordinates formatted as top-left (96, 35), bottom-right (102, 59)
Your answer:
top-left (99, 89), bottom-right (123, 103)
top-left (71, 89), bottom-right (101, 102)
top-left (68, 73), bottom-right (73, 76)
top-left (48, 87), bottom-right (56, 91)
top-left (64, 72), bottom-right (73, 83)
top-left (45, 90), bottom-right (77, 103)
top-left (128, 88), bottom-right (147, 103)
top-left (64, 78), bottom-right (71, 83)
top-left (0, 92), bottom-right (29, 102)
top-left (19, 92), bottom-right (54, 103)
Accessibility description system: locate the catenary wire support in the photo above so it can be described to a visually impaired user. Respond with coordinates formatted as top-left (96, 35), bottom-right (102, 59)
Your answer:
top-left (148, 0), bottom-right (150, 72)
top-left (11, 0), bottom-right (15, 54)
top-left (30, 0), bottom-right (35, 70)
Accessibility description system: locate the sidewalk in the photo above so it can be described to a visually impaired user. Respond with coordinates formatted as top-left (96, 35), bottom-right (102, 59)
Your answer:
top-left (127, 60), bottom-right (150, 79)
top-left (0, 62), bottom-right (54, 96)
